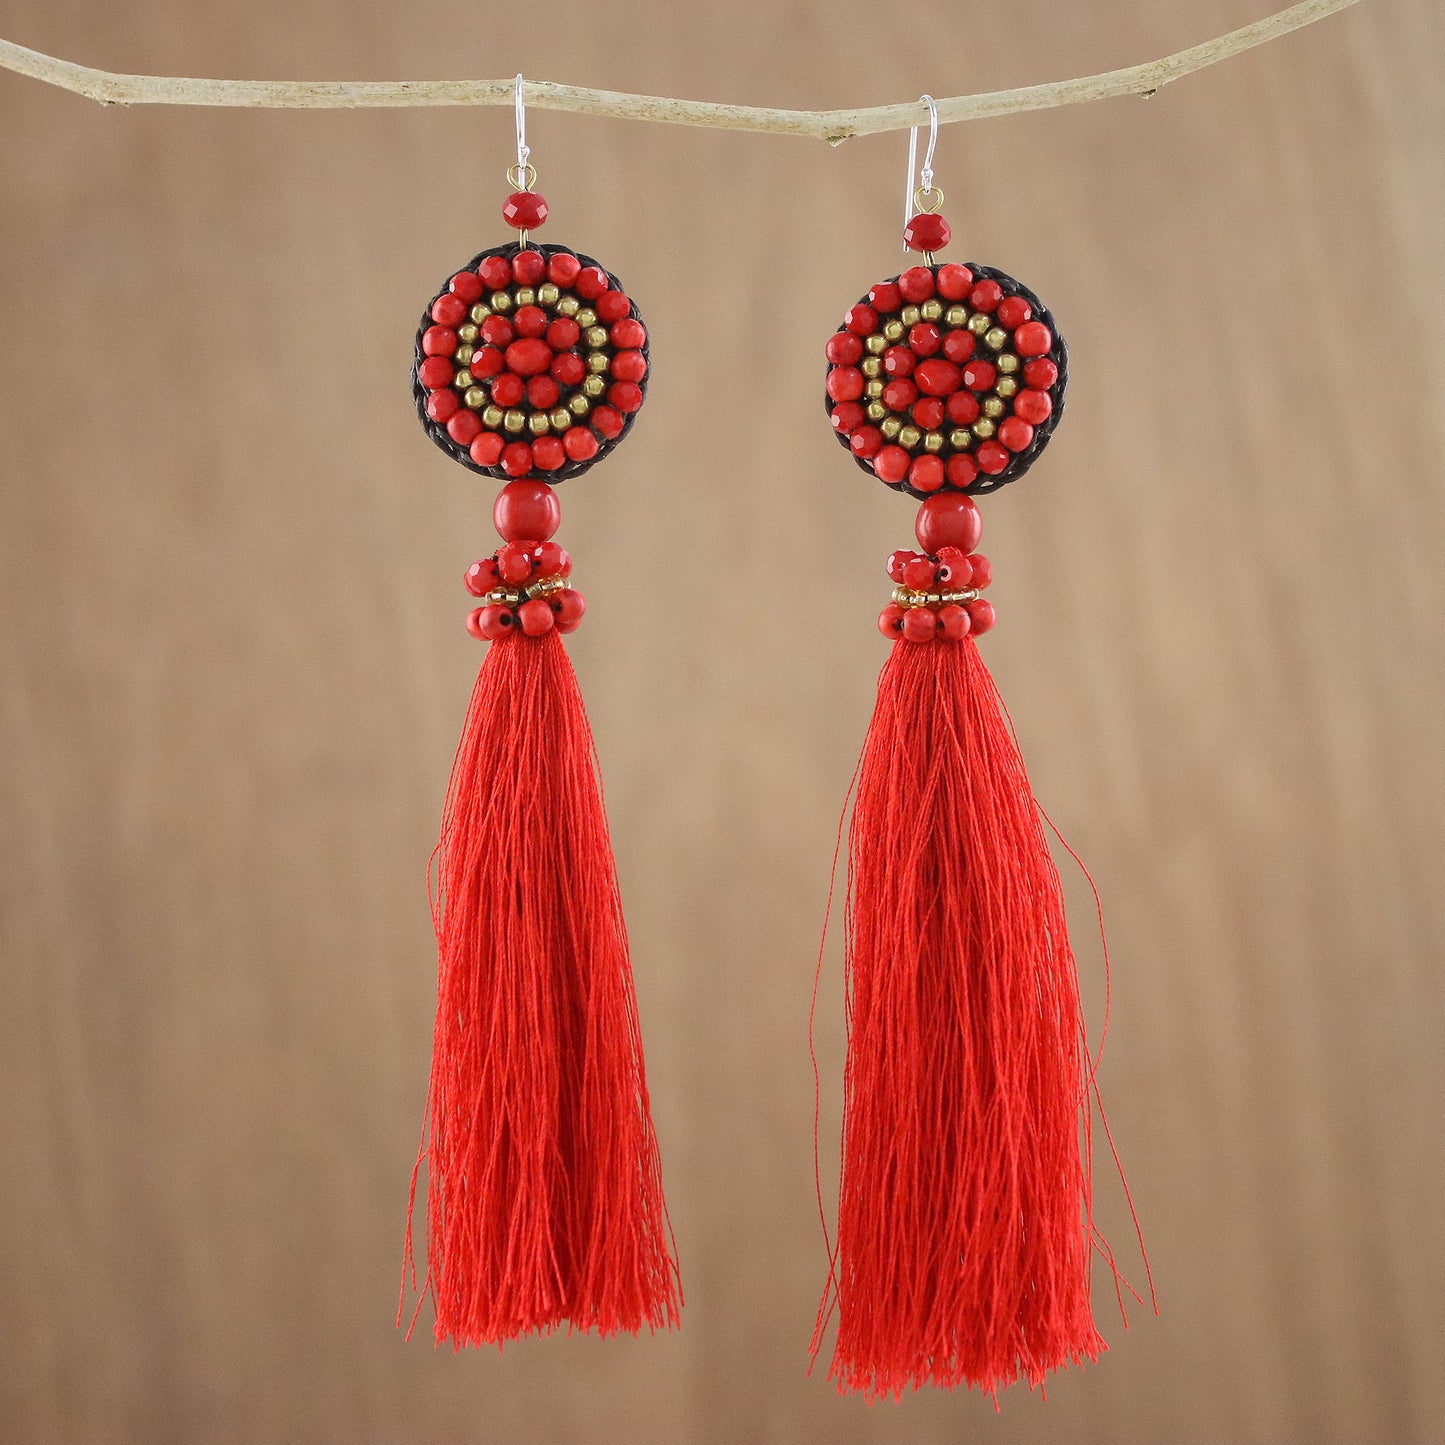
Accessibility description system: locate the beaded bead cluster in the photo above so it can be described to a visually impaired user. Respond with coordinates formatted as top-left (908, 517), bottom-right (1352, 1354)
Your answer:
top-left (879, 544), bottom-right (995, 644)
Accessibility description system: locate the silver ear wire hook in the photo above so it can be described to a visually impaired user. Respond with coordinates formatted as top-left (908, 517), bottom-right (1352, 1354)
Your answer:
top-left (904, 94), bottom-right (940, 251)
top-left (514, 73), bottom-right (529, 175)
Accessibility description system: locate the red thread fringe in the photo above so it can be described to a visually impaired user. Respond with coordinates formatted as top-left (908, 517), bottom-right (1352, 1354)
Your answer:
top-left (403, 630), bottom-right (681, 1346)
top-left (812, 637), bottom-right (1127, 1401)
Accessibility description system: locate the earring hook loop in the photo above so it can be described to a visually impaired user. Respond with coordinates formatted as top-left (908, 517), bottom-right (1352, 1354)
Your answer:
top-left (903, 94), bottom-right (940, 250)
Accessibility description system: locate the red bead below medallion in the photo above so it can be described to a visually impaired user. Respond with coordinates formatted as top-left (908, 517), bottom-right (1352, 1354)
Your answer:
top-left (827, 333), bottom-right (863, 365)
top-left (518, 598), bottom-right (556, 636)
top-left (554, 589), bottom-right (586, 633)
top-left (915, 491), bottom-right (983, 553)
top-left (997, 295), bottom-right (1032, 328)
top-left (512, 250), bottom-right (546, 286)
top-left (547, 252), bottom-right (582, 287)
top-left (937, 603), bottom-right (971, 641)
top-left (535, 541), bottom-right (570, 577)
top-left (1023, 358), bottom-right (1059, 389)
top-left (975, 440), bottom-right (1010, 475)
top-left (531, 435), bottom-right (565, 471)
top-left (874, 445), bottom-right (911, 484)
top-left (830, 400), bottom-right (865, 435)
top-left (1014, 321), bottom-right (1053, 357)
top-left (478, 255), bottom-right (513, 289)
top-left (966, 598), bottom-right (996, 635)
top-left (908, 455), bottom-right (946, 493)
top-left (491, 373), bottom-right (525, 407)
top-left (562, 426), bottom-right (599, 462)
top-left (878, 603), bottom-right (906, 638)
top-left (592, 406), bottom-right (624, 439)
top-left (936, 548), bottom-right (971, 588)
top-left (450, 271), bottom-right (486, 304)
top-left (969, 554), bottom-right (993, 589)
top-left (887, 551), bottom-right (916, 583)
top-left (470, 431), bottom-right (505, 467)
top-left (898, 266), bottom-right (936, 303)
top-left (426, 390), bottom-right (459, 422)
top-left (501, 441), bottom-right (535, 478)
top-left (497, 542), bottom-right (536, 584)
top-left (505, 337), bottom-right (552, 378)
top-left (575, 266), bottom-right (609, 300)
top-left (422, 326), bottom-right (458, 357)
top-left (431, 294), bottom-right (467, 327)
top-left (446, 409), bottom-right (482, 445)
top-left (903, 212), bottom-right (952, 253)
top-left (471, 605), bottom-right (514, 642)
top-left (902, 609), bottom-right (937, 644)
top-left (903, 556), bottom-right (937, 589)
top-left (465, 558), bottom-right (500, 596)
top-left (595, 290), bottom-right (631, 324)
top-left (935, 263), bottom-right (974, 300)
top-left (997, 415), bottom-right (1035, 453)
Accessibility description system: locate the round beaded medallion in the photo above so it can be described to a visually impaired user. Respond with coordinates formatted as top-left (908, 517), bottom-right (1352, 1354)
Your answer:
top-left (824, 262), bottom-right (1067, 498)
top-left (413, 241), bottom-right (648, 483)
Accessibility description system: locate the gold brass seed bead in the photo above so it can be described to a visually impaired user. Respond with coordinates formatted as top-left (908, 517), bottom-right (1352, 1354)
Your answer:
top-left (920, 299), bottom-right (944, 322)
top-left (469, 304), bottom-right (491, 323)
top-left (489, 291), bottom-right (513, 312)
top-left (996, 376), bottom-right (1019, 398)
top-left (574, 308), bottom-right (597, 329)
top-left (972, 418), bottom-right (996, 440)
top-left (586, 352), bottom-right (610, 374)
top-left (550, 406), bottom-right (572, 430)
top-left (556, 295), bottom-right (580, 317)
top-left (945, 305), bottom-right (969, 328)
top-left (581, 374), bottom-right (606, 398)
top-left (985, 327), bottom-right (1009, 351)
top-left (881, 416), bottom-right (903, 439)
top-left (861, 357), bottom-right (882, 378)
top-left (997, 352), bottom-right (1020, 374)
top-left (503, 409), bottom-right (526, 433)
top-left (455, 344), bottom-right (475, 366)
top-left (458, 322), bottom-right (479, 343)
top-left (528, 413), bottom-right (551, 436)
top-left (582, 326), bottom-right (606, 349)
top-left (883, 320), bottom-right (905, 342)
top-left (968, 313), bottom-right (991, 335)
top-left (865, 401), bottom-right (887, 421)
top-left (923, 431), bottom-right (945, 453)
top-left (900, 304), bottom-right (922, 326)
top-left (537, 282), bottom-right (560, 306)
top-left (567, 393), bottom-right (591, 416)
top-left (949, 428), bottom-right (975, 450)
top-left (865, 333), bottom-right (888, 355)
top-left (453, 369), bottom-right (474, 389)
top-left (482, 405), bottom-right (504, 428)
top-left (514, 287), bottom-right (536, 307)
top-left (982, 397), bottom-right (1005, 418)
top-left (463, 386), bottom-right (487, 409)
top-left (864, 379), bottom-right (885, 400)
top-left (898, 423), bottom-right (922, 449)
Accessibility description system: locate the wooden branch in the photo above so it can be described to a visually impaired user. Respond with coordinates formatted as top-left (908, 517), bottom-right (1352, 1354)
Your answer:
top-left (0, 0), bottom-right (1360, 141)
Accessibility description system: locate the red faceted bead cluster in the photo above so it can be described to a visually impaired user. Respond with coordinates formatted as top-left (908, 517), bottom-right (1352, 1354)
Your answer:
top-left (879, 544), bottom-right (995, 644)
top-left (464, 539), bottom-right (585, 641)
top-left (825, 262), bottom-right (1066, 498)
top-left (416, 245), bottom-right (647, 482)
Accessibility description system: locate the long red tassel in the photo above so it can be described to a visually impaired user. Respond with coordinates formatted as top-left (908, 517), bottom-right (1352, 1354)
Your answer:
top-left (404, 628), bottom-right (680, 1345)
top-left (812, 634), bottom-right (1119, 1399)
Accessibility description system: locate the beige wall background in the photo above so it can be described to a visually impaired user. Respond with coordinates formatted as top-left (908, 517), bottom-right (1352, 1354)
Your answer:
top-left (1, 2), bottom-right (1441, 1441)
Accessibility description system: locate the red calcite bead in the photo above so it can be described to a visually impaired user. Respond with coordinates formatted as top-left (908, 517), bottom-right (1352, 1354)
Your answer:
top-left (517, 597), bottom-right (556, 636)
top-left (535, 541), bottom-right (570, 577)
top-left (883, 346), bottom-right (916, 378)
top-left (470, 605), bottom-right (514, 641)
top-left (935, 263), bottom-right (974, 300)
top-left (903, 556), bottom-right (937, 589)
top-left (1023, 358), bottom-right (1059, 390)
top-left (935, 547), bottom-right (972, 588)
top-left (911, 397), bottom-right (946, 431)
top-left (426, 390), bottom-right (460, 422)
top-left (898, 266), bottom-right (936, 303)
top-left (902, 608), bottom-right (938, 644)
top-left (942, 329), bottom-right (976, 365)
top-left (469, 431), bottom-right (505, 467)
top-left (915, 492), bottom-right (982, 554)
top-left (882, 378), bottom-right (918, 411)
top-left (827, 367), bottom-right (865, 403)
top-left (446, 409), bottom-right (482, 445)
top-left (904, 212), bottom-right (951, 253)
top-left (551, 352), bottom-right (585, 387)
top-left (554, 589), bottom-right (586, 633)
top-left (946, 391), bottom-right (980, 425)
top-left (961, 358), bottom-right (997, 391)
top-left (968, 279), bottom-right (1003, 312)
top-left (595, 290), bottom-right (631, 324)
top-left (547, 317), bottom-right (581, 351)
top-left (608, 381), bottom-right (644, 413)
top-left (531, 435), bottom-right (566, 471)
top-left (998, 415), bottom-right (1035, 453)
top-left (562, 426), bottom-right (599, 462)
top-left (946, 453), bottom-right (979, 489)
top-left (465, 557), bottom-right (500, 595)
top-left (610, 318), bottom-right (646, 350)
top-left (472, 345), bottom-right (504, 379)
top-left (496, 542), bottom-right (536, 585)
top-left (937, 603), bottom-right (971, 641)
top-left (490, 374), bottom-right (525, 407)
top-left (494, 479), bottom-right (560, 542)
top-left (502, 191), bottom-right (548, 231)
top-left (914, 359), bottom-right (962, 397)
top-left (850, 426), bottom-right (884, 459)
top-left (501, 441), bottom-right (535, 477)
top-left (887, 550), bottom-right (919, 582)
top-left (481, 315), bottom-right (515, 347)
top-left (431, 294), bottom-right (467, 328)
top-left (827, 332), bottom-right (864, 365)
top-left (422, 326), bottom-right (458, 357)
top-left (505, 337), bottom-right (552, 378)
top-left (511, 250), bottom-right (546, 286)
top-left (478, 256), bottom-right (513, 289)
top-left (1013, 387), bottom-right (1053, 425)
top-left (908, 454), bottom-right (946, 493)
top-left (975, 440), bottom-right (1010, 474)
top-left (844, 303), bottom-right (878, 336)
top-left (908, 322), bottom-right (942, 357)
top-left (878, 603), bottom-right (906, 638)
top-left (574, 266), bottom-right (610, 300)
top-left (869, 280), bottom-right (902, 312)
top-left (592, 406), bottom-right (624, 439)
top-left (450, 271), bottom-right (486, 304)
top-left (547, 252), bottom-right (582, 287)
top-left (1014, 321), bottom-right (1053, 357)
top-left (966, 598), bottom-right (996, 635)
top-left (513, 304), bottom-right (549, 339)
top-left (969, 554), bottom-right (993, 589)
top-left (830, 401), bottom-right (865, 435)
top-left (611, 350), bottom-right (648, 383)
top-left (997, 295), bottom-right (1032, 328)
top-left (527, 375), bottom-right (561, 409)
top-left (874, 445), bottom-right (911, 484)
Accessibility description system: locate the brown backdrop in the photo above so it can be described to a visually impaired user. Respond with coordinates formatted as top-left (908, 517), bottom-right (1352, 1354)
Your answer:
top-left (2, 3), bottom-right (1442, 1441)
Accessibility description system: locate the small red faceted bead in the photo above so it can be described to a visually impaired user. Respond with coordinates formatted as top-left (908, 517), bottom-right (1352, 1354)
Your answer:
top-left (431, 294), bottom-right (468, 327)
top-left (997, 295), bottom-right (1032, 328)
top-left (830, 400), bottom-right (865, 435)
top-left (966, 598), bottom-right (997, 635)
top-left (902, 608), bottom-right (938, 644)
top-left (470, 605), bottom-right (514, 642)
top-left (562, 426), bottom-right (599, 462)
top-left (517, 597), bottom-right (556, 636)
top-left (938, 604), bottom-right (971, 641)
top-left (873, 445), bottom-right (911, 484)
top-left (869, 280), bottom-right (902, 312)
top-left (903, 556), bottom-right (937, 590)
top-left (942, 329), bottom-right (976, 365)
top-left (827, 367), bottom-right (865, 403)
top-left (914, 359), bottom-right (962, 397)
top-left (887, 550), bottom-right (918, 583)
top-left (968, 279), bottom-right (1003, 313)
top-left (844, 303), bottom-right (879, 336)
top-left (447, 409), bottom-right (482, 445)
top-left (472, 345), bottom-right (505, 379)
top-left (554, 589), bottom-right (587, 633)
top-left (612, 343), bottom-right (647, 378)
top-left (493, 475), bottom-right (559, 544)
top-left (969, 554), bottom-right (993, 589)
top-left (911, 397), bottom-right (946, 431)
top-left (1014, 321), bottom-right (1053, 358)
top-left (574, 266), bottom-right (610, 300)
top-left (904, 211), bottom-right (952, 253)
top-left (470, 431), bottom-right (505, 467)
top-left (478, 256), bottom-right (513, 289)
top-left (882, 378), bottom-right (918, 412)
top-left (935, 263), bottom-right (974, 300)
top-left (975, 440), bottom-right (1011, 475)
top-left (908, 322), bottom-right (942, 357)
top-left (481, 315), bottom-right (515, 347)
top-left (908, 455), bottom-right (946, 494)
top-left (547, 252), bottom-right (582, 287)
top-left (850, 426), bottom-right (884, 459)
top-left (1013, 387), bottom-right (1053, 425)
top-left (535, 541), bottom-right (570, 576)
top-left (962, 358), bottom-right (997, 391)
top-left (935, 547), bottom-right (972, 588)
top-left (502, 190), bottom-right (548, 231)
top-left (505, 337), bottom-right (553, 378)
top-left (422, 325), bottom-right (458, 357)
top-left (497, 542), bottom-right (536, 584)
top-left (898, 266), bottom-right (936, 303)
top-left (878, 603), bottom-right (906, 638)
top-left (449, 271), bottom-right (486, 304)
top-left (827, 332), bottom-right (864, 366)
top-left (513, 304), bottom-right (549, 339)
top-left (551, 352), bottom-right (585, 387)
top-left (595, 290), bottom-right (631, 324)
top-left (998, 415), bottom-right (1035, 453)
top-left (465, 558), bottom-right (501, 596)
top-left (610, 318), bottom-right (646, 350)
top-left (946, 391), bottom-right (980, 425)
top-left (592, 405), bottom-right (624, 439)
top-left (946, 453), bottom-right (979, 489)
top-left (531, 435), bottom-right (566, 471)
top-left (608, 381), bottom-right (644, 413)
top-left (491, 374), bottom-right (525, 407)
top-left (916, 492), bottom-right (983, 553)
top-left (1023, 358), bottom-right (1059, 390)
top-left (500, 441), bottom-right (535, 478)
top-left (546, 317), bottom-right (581, 351)
top-left (883, 346), bottom-right (916, 378)
top-left (527, 375), bottom-right (561, 409)
top-left (426, 389), bottom-right (460, 422)
top-left (511, 250), bottom-right (546, 285)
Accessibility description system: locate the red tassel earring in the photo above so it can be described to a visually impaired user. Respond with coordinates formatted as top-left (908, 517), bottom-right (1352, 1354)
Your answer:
top-left (811, 98), bottom-right (1149, 1400)
top-left (402, 77), bottom-right (680, 1348)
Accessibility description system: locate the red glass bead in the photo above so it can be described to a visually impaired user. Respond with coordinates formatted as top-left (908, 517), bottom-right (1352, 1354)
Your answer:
top-left (494, 481), bottom-right (559, 543)
top-left (915, 492), bottom-right (982, 553)
top-left (497, 541), bottom-right (537, 584)
top-left (531, 435), bottom-right (565, 471)
top-left (827, 332), bottom-right (864, 366)
top-left (574, 266), bottom-right (609, 300)
top-left (505, 337), bottom-right (552, 378)
top-left (962, 358), bottom-right (997, 391)
top-left (592, 406), bottom-right (624, 439)
top-left (968, 279), bottom-right (1003, 312)
top-left (470, 605), bottom-right (514, 642)
top-left (465, 557), bottom-right (500, 595)
top-left (422, 326), bottom-right (458, 357)
top-left (942, 329), bottom-right (976, 365)
top-left (874, 445), bottom-right (911, 484)
top-left (878, 603), bottom-right (906, 638)
top-left (935, 266), bottom-right (972, 303)
top-left (480, 315), bottom-right (515, 347)
top-left (966, 598), bottom-right (996, 635)
top-left (478, 256), bottom-right (513, 289)
top-left (827, 367), bottom-right (865, 403)
top-left (946, 453), bottom-right (979, 489)
top-left (898, 267), bottom-right (936, 303)
top-left (610, 318), bottom-right (646, 349)
top-left (502, 191), bottom-right (549, 231)
top-left (551, 352), bottom-right (585, 387)
top-left (997, 295), bottom-right (1032, 328)
top-left (882, 346), bottom-right (916, 378)
top-left (547, 252), bottom-right (582, 287)
top-left (501, 441), bottom-right (535, 478)
top-left (946, 391), bottom-right (980, 425)
top-left (470, 431), bottom-right (505, 467)
top-left (535, 541), bottom-right (570, 577)
top-left (887, 550), bottom-right (918, 583)
top-left (937, 604), bottom-right (971, 641)
top-left (446, 409), bottom-right (482, 445)
top-left (903, 556), bottom-right (937, 589)
top-left (915, 359), bottom-right (962, 397)
top-left (511, 250), bottom-right (546, 286)
top-left (911, 396), bottom-right (946, 431)
top-left (908, 322), bottom-right (942, 357)
top-left (595, 290), bottom-right (631, 324)
top-left (882, 378), bottom-right (918, 412)
top-left (1013, 387), bottom-right (1053, 425)
top-left (490, 373), bottom-right (525, 407)
top-left (1014, 321), bottom-right (1053, 357)
top-left (426, 389), bottom-right (460, 422)
top-left (844, 304), bottom-right (878, 336)
top-left (513, 304), bottom-right (549, 338)
top-left (869, 281), bottom-right (902, 312)
top-left (975, 440), bottom-right (1010, 475)
top-left (562, 426), bottom-right (599, 462)
top-left (527, 375), bottom-right (561, 409)
top-left (608, 381), bottom-right (643, 413)
top-left (472, 345), bottom-right (504, 379)
top-left (450, 271), bottom-right (486, 304)
top-left (547, 317), bottom-right (581, 351)
top-left (1022, 358), bottom-right (1059, 389)
top-left (908, 455), bottom-right (946, 493)
top-left (850, 426), bottom-right (883, 459)
top-left (554, 588), bottom-right (586, 633)
top-left (431, 294), bottom-right (467, 328)
top-left (904, 212), bottom-right (952, 253)
top-left (830, 401), bottom-right (865, 435)
top-left (969, 554), bottom-right (993, 589)
top-left (935, 547), bottom-right (972, 588)
top-left (517, 597), bottom-right (556, 636)
top-left (610, 349), bottom-right (648, 384)
top-left (997, 415), bottom-right (1035, 453)
top-left (902, 608), bottom-right (938, 644)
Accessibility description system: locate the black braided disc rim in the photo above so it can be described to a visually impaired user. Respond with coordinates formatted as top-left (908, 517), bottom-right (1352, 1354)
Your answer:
top-left (825, 261), bottom-right (1068, 499)
top-left (412, 240), bottom-right (647, 483)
